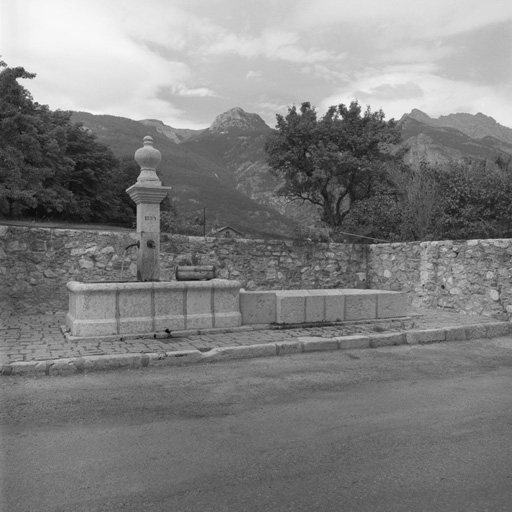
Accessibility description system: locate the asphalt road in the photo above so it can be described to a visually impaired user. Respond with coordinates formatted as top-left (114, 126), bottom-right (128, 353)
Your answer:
top-left (1, 337), bottom-right (512, 512)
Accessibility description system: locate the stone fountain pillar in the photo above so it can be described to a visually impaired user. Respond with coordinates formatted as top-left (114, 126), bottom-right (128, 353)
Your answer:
top-left (126, 136), bottom-right (171, 281)
top-left (66, 135), bottom-right (243, 338)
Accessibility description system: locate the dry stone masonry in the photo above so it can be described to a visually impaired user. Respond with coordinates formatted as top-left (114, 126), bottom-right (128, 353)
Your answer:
top-left (0, 226), bottom-right (364, 315)
top-left (1, 225), bottom-right (511, 320)
top-left (368, 239), bottom-right (512, 318)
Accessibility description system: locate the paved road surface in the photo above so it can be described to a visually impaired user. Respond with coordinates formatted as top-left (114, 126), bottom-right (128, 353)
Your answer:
top-left (2, 337), bottom-right (512, 512)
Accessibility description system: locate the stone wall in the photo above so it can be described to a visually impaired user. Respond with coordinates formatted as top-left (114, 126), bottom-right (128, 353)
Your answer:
top-left (368, 239), bottom-right (512, 319)
top-left (2, 225), bottom-right (511, 319)
top-left (0, 225), bottom-right (365, 314)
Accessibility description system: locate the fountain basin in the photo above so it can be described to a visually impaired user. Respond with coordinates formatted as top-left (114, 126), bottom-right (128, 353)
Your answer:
top-left (240, 289), bottom-right (408, 325)
top-left (66, 279), bottom-right (242, 337)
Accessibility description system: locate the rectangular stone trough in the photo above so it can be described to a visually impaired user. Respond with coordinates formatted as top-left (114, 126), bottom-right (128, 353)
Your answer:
top-left (239, 289), bottom-right (407, 325)
top-left (66, 279), bottom-right (242, 337)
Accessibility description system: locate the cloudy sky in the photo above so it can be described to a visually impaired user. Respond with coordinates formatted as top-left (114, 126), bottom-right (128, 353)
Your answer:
top-left (2, 0), bottom-right (512, 129)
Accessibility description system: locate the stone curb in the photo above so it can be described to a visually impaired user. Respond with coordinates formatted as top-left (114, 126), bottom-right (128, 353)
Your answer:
top-left (2, 322), bottom-right (511, 377)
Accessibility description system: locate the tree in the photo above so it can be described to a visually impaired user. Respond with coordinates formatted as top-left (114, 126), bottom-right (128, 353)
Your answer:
top-left (390, 161), bottom-right (440, 241)
top-left (0, 60), bottom-right (75, 217)
top-left (64, 122), bottom-right (124, 222)
top-left (265, 101), bottom-right (401, 231)
top-left (0, 59), bottom-right (133, 225)
top-left (432, 158), bottom-right (512, 240)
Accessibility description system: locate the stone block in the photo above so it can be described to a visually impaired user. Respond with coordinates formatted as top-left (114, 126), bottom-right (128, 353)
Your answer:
top-left (65, 317), bottom-right (118, 337)
top-left (276, 291), bottom-right (307, 324)
top-left (154, 282), bottom-right (185, 315)
top-left (117, 314), bottom-right (155, 334)
top-left (154, 315), bottom-right (186, 332)
top-left (203, 344), bottom-right (277, 362)
top-left (152, 350), bottom-right (204, 366)
top-left (66, 279), bottom-right (243, 337)
top-left (10, 361), bottom-right (43, 375)
top-left (186, 283), bottom-right (213, 329)
top-left (213, 280), bottom-right (241, 312)
top-left (276, 340), bottom-right (304, 355)
top-left (324, 290), bottom-right (345, 322)
top-left (0, 365), bottom-right (13, 376)
top-left (83, 355), bottom-right (123, 372)
top-left (111, 354), bottom-right (144, 368)
top-left (68, 282), bottom-right (117, 321)
top-left (485, 322), bottom-right (511, 338)
top-left (337, 335), bottom-right (370, 350)
top-left (369, 332), bottom-right (406, 348)
top-left (465, 324), bottom-right (487, 339)
top-left (344, 291), bottom-right (377, 321)
top-left (305, 292), bottom-right (326, 323)
top-left (240, 290), bottom-right (277, 325)
top-left (444, 326), bottom-right (468, 341)
top-left (406, 329), bottom-right (445, 345)
top-left (185, 313), bottom-right (213, 330)
top-left (153, 282), bottom-right (186, 331)
top-left (301, 337), bottom-right (339, 352)
top-left (48, 358), bottom-right (80, 375)
top-left (213, 280), bottom-right (242, 328)
top-left (212, 312), bottom-right (240, 329)
top-left (377, 292), bottom-right (408, 319)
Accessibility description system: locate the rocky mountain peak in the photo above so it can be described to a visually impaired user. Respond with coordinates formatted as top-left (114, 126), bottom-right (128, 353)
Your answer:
top-left (209, 107), bottom-right (271, 134)
top-left (405, 109), bottom-right (434, 124)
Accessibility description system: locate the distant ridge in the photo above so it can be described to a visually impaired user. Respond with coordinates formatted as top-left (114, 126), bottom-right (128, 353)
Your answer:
top-left (70, 107), bottom-right (512, 237)
top-left (402, 109), bottom-right (512, 145)
top-left (138, 119), bottom-right (202, 144)
top-left (399, 110), bottom-right (512, 167)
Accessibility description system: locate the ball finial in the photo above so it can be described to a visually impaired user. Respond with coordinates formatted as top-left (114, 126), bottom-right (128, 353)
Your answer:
top-left (134, 136), bottom-right (162, 182)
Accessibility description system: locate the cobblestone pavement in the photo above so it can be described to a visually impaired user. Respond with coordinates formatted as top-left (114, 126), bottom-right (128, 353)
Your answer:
top-left (0, 308), bottom-right (507, 365)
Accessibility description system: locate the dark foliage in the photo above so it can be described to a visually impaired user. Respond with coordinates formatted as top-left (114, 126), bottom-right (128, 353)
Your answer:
top-left (0, 60), bottom-right (134, 225)
top-left (265, 101), bottom-right (401, 230)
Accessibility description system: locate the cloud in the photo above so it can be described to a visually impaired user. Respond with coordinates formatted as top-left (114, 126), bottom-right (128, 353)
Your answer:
top-left (320, 68), bottom-right (512, 126)
top-left (292, 0), bottom-right (512, 40)
top-left (246, 70), bottom-right (262, 80)
top-left (358, 82), bottom-right (424, 101)
top-left (193, 28), bottom-right (341, 63)
top-left (116, 0), bottom-right (343, 65)
top-left (1, 0), bottom-right (216, 126)
top-left (169, 86), bottom-right (218, 98)
top-left (3, 0), bottom-right (511, 130)
top-left (301, 64), bottom-right (350, 82)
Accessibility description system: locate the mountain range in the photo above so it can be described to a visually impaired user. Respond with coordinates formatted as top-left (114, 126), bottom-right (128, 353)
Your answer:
top-left (400, 109), bottom-right (512, 167)
top-left (71, 107), bottom-right (512, 238)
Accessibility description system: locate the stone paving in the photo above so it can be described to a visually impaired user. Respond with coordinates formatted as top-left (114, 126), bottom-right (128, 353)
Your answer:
top-left (0, 308), bottom-right (509, 366)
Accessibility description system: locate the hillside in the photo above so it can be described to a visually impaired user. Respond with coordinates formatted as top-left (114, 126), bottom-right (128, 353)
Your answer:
top-left (71, 112), bottom-right (297, 239)
top-left (71, 107), bottom-right (512, 238)
top-left (181, 108), bottom-right (321, 228)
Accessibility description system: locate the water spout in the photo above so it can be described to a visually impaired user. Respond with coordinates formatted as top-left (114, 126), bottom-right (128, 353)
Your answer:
top-left (121, 242), bottom-right (140, 279)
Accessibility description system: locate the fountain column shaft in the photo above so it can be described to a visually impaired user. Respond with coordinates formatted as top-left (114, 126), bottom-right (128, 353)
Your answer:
top-left (137, 202), bottom-right (161, 281)
top-left (127, 136), bottom-right (171, 282)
